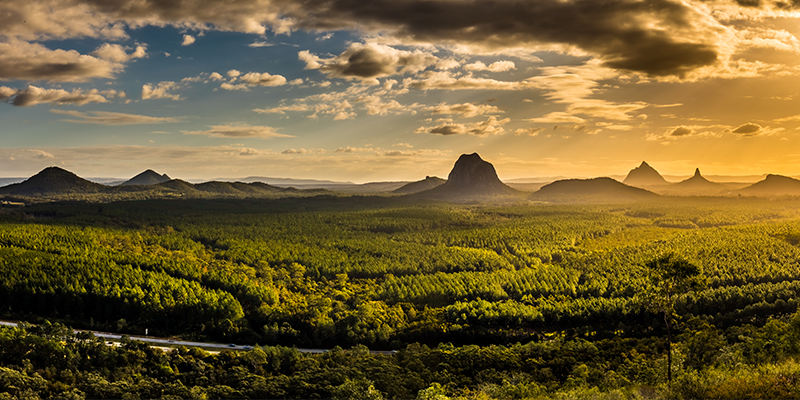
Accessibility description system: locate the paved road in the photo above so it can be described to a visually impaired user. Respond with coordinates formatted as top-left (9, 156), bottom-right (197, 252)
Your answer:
top-left (0, 320), bottom-right (393, 355)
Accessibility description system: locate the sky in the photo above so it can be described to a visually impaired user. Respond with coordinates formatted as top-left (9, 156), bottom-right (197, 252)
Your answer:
top-left (5, 1), bottom-right (800, 182)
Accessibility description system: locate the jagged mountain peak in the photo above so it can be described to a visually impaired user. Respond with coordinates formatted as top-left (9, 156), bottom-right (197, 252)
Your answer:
top-left (623, 161), bottom-right (668, 186)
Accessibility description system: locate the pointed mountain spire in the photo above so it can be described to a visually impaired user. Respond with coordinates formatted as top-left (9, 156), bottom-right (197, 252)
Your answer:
top-left (694, 168), bottom-right (701, 177)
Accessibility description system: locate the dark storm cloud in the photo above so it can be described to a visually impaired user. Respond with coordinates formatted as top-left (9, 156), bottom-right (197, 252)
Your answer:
top-left (40, 0), bottom-right (726, 79)
top-left (283, 0), bottom-right (722, 77)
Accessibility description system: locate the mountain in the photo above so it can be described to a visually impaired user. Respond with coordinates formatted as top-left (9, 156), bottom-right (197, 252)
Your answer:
top-left (664, 168), bottom-right (727, 195)
top-left (529, 177), bottom-right (658, 202)
top-left (737, 174), bottom-right (800, 196)
top-left (121, 170), bottom-right (171, 186)
top-left (0, 166), bottom-right (106, 196)
top-left (623, 161), bottom-right (668, 186)
top-left (413, 153), bottom-right (520, 201)
top-left (393, 176), bottom-right (446, 194)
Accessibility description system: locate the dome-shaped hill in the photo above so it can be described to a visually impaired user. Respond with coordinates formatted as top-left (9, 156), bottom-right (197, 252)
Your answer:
top-left (530, 177), bottom-right (658, 203)
top-left (121, 170), bottom-right (171, 186)
top-left (155, 179), bottom-right (197, 193)
top-left (393, 176), bottom-right (446, 195)
top-left (0, 166), bottom-right (106, 196)
top-left (623, 161), bottom-right (668, 186)
top-left (738, 174), bottom-right (800, 196)
top-left (413, 153), bottom-right (521, 201)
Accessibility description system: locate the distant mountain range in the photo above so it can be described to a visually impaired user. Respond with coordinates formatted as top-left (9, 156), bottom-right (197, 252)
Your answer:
top-left (3, 158), bottom-right (800, 203)
top-left (0, 167), bottom-right (304, 199)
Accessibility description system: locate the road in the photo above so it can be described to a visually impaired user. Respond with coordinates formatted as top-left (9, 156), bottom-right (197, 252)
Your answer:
top-left (0, 320), bottom-right (393, 355)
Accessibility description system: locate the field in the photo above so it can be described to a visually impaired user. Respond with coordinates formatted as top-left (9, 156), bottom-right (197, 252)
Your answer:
top-left (3, 195), bottom-right (800, 399)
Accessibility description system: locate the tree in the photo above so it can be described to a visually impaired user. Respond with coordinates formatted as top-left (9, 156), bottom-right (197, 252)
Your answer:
top-left (642, 253), bottom-right (705, 384)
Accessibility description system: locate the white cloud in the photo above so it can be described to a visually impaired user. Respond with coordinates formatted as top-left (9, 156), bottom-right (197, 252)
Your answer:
top-left (415, 116), bottom-right (510, 136)
top-left (248, 40), bottom-right (274, 48)
top-left (220, 82), bottom-right (250, 91)
top-left (227, 69), bottom-right (241, 78)
top-left (238, 71), bottom-right (287, 87)
top-left (515, 127), bottom-right (546, 136)
top-left (404, 71), bottom-right (536, 91)
top-left (92, 43), bottom-right (146, 62)
top-left (181, 34), bottom-right (196, 46)
top-left (142, 81), bottom-right (181, 100)
top-left (424, 102), bottom-right (503, 118)
top-left (50, 109), bottom-right (181, 125)
top-left (253, 104), bottom-right (310, 114)
top-left (181, 124), bottom-right (293, 138)
top-left (464, 61), bottom-right (516, 72)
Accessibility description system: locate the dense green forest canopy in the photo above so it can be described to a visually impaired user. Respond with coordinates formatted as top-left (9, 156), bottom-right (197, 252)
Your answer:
top-left (2, 196), bottom-right (800, 346)
top-left (3, 196), bottom-right (800, 398)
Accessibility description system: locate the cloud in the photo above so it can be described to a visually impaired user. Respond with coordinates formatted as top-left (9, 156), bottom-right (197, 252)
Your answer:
top-left (181, 35), bottom-right (195, 46)
top-left (299, 43), bottom-right (440, 84)
top-left (6, 0), bottom-right (791, 80)
top-left (50, 109), bottom-right (181, 125)
top-left (333, 111), bottom-right (357, 120)
top-left (220, 82), bottom-right (250, 91)
top-left (181, 124), bottom-right (293, 138)
top-left (334, 146), bottom-right (376, 153)
top-left (0, 40), bottom-right (123, 82)
top-left (253, 104), bottom-right (310, 114)
top-left (670, 126), bottom-right (696, 137)
top-left (281, 0), bottom-right (724, 78)
top-left (248, 41), bottom-right (274, 48)
top-left (227, 69), bottom-right (241, 78)
top-left (356, 96), bottom-right (416, 116)
top-left (282, 148), bottom-right (313, 154)
top-left (515, 127), bottom-right (546, 136)
top-left (464, 61), bottom-right (516, 72)
top-left (0, 85), bottom-right (116, 106)
top-left (424, 102), bottom-right (503, 118)
top-left (415, 116), bottom-right (510, 136)
top-left (209, 72), bottom-right (224, 81)
top-left (404, 71), bottom-right (536, 91)
top-left (527, 112), bottom-right (587, 124)
top-left (92, 43), bottom-right (146, 62)
top-left (142, 81), bottom-right (181, 100)
top-left (724, 122), bottom-right (783, 136)
top-left (238, 72), bottom-right (287, 87)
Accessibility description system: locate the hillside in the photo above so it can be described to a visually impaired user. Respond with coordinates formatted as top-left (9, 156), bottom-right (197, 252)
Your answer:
top-left (530, 177), bottom-right (658, 202)
top-left (623, 161), bottom-right (668, 186)
top-left (0, 166), bottom-right (106, 196)
top-left (121, 170), bottom-right (171, 186)
top-left (393, 176), bottom-right (446, 194)
top-left (738, 174), bottom-right (800, 196)
top-left (414, 153), bottom-right (521, 201)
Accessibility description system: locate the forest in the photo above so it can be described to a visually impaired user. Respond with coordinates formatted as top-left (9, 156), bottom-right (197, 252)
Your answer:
top-left (3, 195), bottom-right (800, 398)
